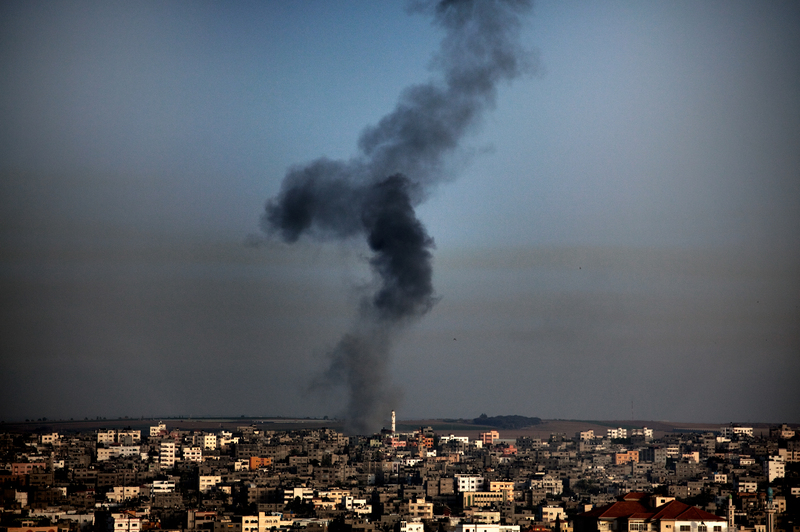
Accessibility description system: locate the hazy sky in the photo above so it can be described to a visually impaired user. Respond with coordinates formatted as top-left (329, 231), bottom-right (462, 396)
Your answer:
top-left (2, 0), bottom-right (798, 427)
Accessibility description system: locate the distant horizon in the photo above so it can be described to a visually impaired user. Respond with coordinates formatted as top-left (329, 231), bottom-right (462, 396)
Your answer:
top-left (3, 413), bottom-right (793, 428)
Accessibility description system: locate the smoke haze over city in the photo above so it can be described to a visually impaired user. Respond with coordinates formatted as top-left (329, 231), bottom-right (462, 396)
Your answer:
top-left (1, 1), bottom-right (799, 426)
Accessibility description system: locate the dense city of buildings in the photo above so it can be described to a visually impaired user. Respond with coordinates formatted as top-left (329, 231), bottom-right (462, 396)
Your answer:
top-left (1, 419), bottom-right (798, 532)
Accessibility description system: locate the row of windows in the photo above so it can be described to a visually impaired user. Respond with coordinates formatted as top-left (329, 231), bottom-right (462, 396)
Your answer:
top-left (634, 524), bottom-right (721, 532)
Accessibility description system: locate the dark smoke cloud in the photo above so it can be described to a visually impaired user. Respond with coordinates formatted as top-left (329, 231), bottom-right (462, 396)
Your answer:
top-left (262, 0), bottom-right (533, 434)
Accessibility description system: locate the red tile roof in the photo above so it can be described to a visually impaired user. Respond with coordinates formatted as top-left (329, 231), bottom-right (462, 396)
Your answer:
top-left (581, 501), bottom-right (649, 519)
top-left (649, 500), bottom-right (725, 522)
top-left (623, 492), bottom-right (651, 501)
top-left (579, 495), bottom-right (725, 524)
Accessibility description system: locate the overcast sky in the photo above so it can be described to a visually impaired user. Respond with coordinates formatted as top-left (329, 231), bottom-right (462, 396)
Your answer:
top-left (1, 0), bottom-right (798, 426)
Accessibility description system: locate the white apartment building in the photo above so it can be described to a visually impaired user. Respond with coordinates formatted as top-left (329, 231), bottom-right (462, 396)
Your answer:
top-left (455, 474), bottom-right (485, 492)
top-left (344, 496), bottom-right (371, 515)
top-left (98, 429), bottom-right (141, 445)
top-left (607, 428), bottom-right (627, 439)
top-left (183, 446), bottom-right (203, 462)
top-left (150, 423), bottom-right (167, 437)
top-left (439, 435), bottom-right (470, 444)
top-left (98, 430), bottom-right (117, 444)
top-left (219, 431), bottom-right (236, 448)
top-left (455, 525), bottom-right (520, 532)
top-left (151, 480), bottom-right (175, 493)
top-left (736, 479), bottom-right (758, 493)
top-left (97, 445), bottom-right (141, 462)
top-left (400, 522), bottom-right (424, 532)
top-left (107, 486), bottom-right (141, 503)
top-left (765, 457), bottom-right (785, 482)
top-left (283, 486), bottom-right (314, 504)
top-left (160, 442), bottom-right (177, 468)
top-left (665, 446), bottom-right (681, 458)
top-left (712, 473), bottom-right (728, 484)
top-left (241, 512), bottom-right (292, 532)
top-left (529, 475), bottom-right (563, 496)
top-left (630, 427), bottom-right (654, 440)
top-left (117, 430), bottom-right (141, 444)
top-left (199, 475), bottom-right (222, 493)
top-left (202, 434), bottom-right (217, 450)
top-left (721, 426), bottom-right (754, 438)
top-left (108, 513), bottom-right (141, 532)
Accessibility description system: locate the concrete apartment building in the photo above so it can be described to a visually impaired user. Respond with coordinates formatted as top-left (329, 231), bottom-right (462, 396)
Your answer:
top-left (455, 474), bottom-right (485, 492)
top-left (606, 428), bottom-right (627, 439)
top-left (159, 441), bottom-right (177, 468)
top-left (480, 431), bottom-right (500, 446)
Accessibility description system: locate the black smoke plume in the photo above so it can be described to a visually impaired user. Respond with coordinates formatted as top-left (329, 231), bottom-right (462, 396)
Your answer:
top-left (262, 0), bottom-right (533, 434)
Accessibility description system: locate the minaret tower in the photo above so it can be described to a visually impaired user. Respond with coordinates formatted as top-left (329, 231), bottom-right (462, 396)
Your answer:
top-left (727, 495), bottom-right (735, 531)
top-left (391, 410), bottom-right (396, 433)
top-left (766, 487), bottom-right (775, 532)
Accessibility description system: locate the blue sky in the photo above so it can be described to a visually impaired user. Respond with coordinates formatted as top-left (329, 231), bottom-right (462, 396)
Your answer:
top-left (1, 0), bottom-right (798, 426)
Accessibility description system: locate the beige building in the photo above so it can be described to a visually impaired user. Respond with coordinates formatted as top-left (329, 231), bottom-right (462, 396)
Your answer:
top-left (462, 491), bottom-right (505, 509)
top-left (488, 481), bottom-right (515, 503)
top-left (402, 498), bottom-right (433, 519)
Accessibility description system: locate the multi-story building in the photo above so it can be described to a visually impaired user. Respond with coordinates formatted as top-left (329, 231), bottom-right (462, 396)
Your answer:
top-left (160, 442), bottom-right (177, 468)
top-left (106, 486), bottom-right (141, 503)
top-left (98, 430), bottom-right (117, 445)
top-left (117, 430), bottom-right (141, 444)
top-left (455, 524), bottom-right (520, 532)
top-left (183, 446), bottom-right (203, 462)
top-left (607, 428), bottom-right (627, 439)
top-left (480, 431), bottom-right (499, 446)
top-left (764, 456), bottom-right (785, 482)
top-left (107, 513), bottom-right (141, 532)
top-left (151, 480), bottom-right (175, 493)
top-left (640, 447), bottom-right (668, 464)
top-left (455, 474), bottom-right (484, 492)
top-left (402, 498), bottom-right (433, 519)
top-left (613, 450), bottom-right (639, 465)
top-left (735, 479), bottom-right (758, 493)
top-left (721, 425), bottom-right (754, 438)
top-left (40, 433), bottom-right (60, 444)
top-left (488, 481), bottom-right (514, 502)
top-left (540, 505), bottom-right (567, 523)
top-left (630, 427), bottom-right (654, 440)
top-left (202, 434), bottom-right (217, 450)
top-left (283, 486), bottom-right (314, 504)
top-left (400, 522), bottom-right (424, 532)
top-left (462, 491), bottom-right (505, 509)
top-left (199, 475), bottom-right (222, 493)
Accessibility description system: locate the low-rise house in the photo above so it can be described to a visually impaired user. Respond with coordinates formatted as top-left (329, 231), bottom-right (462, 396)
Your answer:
top-left (575, 493), bottom-right (727, 532)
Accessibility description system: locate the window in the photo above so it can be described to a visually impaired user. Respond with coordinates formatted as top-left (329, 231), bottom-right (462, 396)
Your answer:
top-left (714, 527), bottom-right (722, 532)
top-left (679, 527), bottom-right (690, 532)
top-left (698, 526), bottom-right (707, 532)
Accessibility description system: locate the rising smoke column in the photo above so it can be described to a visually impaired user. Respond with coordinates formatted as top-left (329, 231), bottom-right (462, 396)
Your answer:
top-left (263, 0), bottom-right (533, 434)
